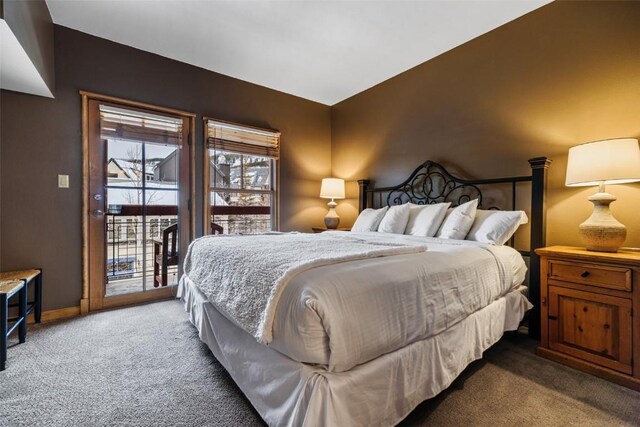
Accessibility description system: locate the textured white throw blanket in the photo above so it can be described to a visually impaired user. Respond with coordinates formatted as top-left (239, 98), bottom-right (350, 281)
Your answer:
top-left (183, 232), bottom-right (427, 344)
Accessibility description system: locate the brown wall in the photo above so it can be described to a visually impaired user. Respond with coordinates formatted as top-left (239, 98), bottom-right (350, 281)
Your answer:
top-left (0, 26), bottom-right (331, 311)
top-left (331, 1), bottom-right (640, 248)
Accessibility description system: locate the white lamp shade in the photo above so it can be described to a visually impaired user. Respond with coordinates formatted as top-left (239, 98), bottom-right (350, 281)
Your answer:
top-left (565, 138), bottom-right (640, 187)
top-left (320, 178), bottom-right (345, 199)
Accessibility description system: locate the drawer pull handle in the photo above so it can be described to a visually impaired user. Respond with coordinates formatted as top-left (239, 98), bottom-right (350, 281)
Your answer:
top-left (548, 315), bottom-right (557, 320)
top-left (580, 271), bottom-right (590, 278)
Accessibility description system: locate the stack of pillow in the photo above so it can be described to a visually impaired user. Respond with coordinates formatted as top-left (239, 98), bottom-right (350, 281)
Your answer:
top-left (351, 198), bottom-right (527, 246)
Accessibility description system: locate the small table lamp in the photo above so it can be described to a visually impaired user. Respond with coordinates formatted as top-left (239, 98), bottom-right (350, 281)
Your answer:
top-left (565, 138), bottom-right (640, 252)
top-left (320, 178), bottom-right (345, 229)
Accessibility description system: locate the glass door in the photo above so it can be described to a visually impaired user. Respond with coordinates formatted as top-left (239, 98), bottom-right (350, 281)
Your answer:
top-left (86, 99), bottom-right (191, 310)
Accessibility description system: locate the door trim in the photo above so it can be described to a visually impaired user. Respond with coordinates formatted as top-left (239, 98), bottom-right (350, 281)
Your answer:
top-left (81, 91), bottom-right (195, 313)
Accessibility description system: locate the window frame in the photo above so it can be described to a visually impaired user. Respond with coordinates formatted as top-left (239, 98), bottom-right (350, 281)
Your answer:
top-left (203, 117), bottom-right (280, 235)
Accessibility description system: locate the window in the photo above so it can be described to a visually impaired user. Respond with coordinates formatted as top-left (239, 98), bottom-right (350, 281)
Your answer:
top-left (205, 119), bottom-right (280, 234)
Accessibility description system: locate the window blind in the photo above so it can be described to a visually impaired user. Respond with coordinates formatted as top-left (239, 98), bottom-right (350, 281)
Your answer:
top-left (100, 105), bottom-right (183, 146)
top-left (206, 119), bottom-right (280, 159)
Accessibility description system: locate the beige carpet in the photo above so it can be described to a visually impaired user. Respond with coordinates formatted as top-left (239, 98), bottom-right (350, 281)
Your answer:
top-left (402, 335), bottom-right (640, 426)
top-left (1, 300), bottom-right (638, 426)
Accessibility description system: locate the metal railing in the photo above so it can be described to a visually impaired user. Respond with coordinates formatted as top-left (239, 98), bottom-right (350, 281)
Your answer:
top-left (210, 205), bottom-right (272, 234)
top-left (105, 205), bottom-right (272, 295)
top-left (106, 214), bottom-right (177, 295)
top-left (210, 215), bottom-right (272, 235)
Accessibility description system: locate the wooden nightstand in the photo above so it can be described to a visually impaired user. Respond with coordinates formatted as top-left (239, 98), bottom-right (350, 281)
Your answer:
top-left (312, 227), bottom-right (350, 233)
top-left (536, 246), bottom-right (640, 390)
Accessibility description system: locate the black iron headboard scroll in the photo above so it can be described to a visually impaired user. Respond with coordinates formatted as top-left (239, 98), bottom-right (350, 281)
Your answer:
top-left (357, 157), bottom-right (551, 339)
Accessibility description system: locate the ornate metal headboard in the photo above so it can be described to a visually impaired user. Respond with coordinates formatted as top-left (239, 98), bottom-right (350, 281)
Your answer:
top-left (360, 160), bottom-right (523, 209)
top-left (357, 157), bottom-right (551, 339)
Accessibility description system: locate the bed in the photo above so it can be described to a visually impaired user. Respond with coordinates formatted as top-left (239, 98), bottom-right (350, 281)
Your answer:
top-left (178, 157), bottom-right (551, 426)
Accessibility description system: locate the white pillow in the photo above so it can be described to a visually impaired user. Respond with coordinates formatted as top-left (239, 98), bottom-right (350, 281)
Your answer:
top-left (404, 202), bottom-right (451, 237)
top-left (436, 199), bottom-right (478, 240)
top-left (466, 209), bottom-right (528, 245)
top-left (351, 206), bottom-right (389, 232)
top-left (377, 204), bottom-right (411, 234)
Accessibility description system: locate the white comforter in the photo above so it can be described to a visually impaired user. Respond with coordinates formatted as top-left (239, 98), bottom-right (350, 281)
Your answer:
top-left (184, 231), bottom-right (527, 373)
top-left (268, 232), bottom-right (526, 372)
top-left (183, 232), bottom-right (426, 344)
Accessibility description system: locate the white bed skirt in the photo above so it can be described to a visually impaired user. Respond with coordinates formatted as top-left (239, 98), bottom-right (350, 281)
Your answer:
top-left (178, 275), bottom-right (532, 427)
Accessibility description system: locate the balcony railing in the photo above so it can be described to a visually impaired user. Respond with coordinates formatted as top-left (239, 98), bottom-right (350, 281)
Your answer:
top-left (105, 204), bottom-right (271, 296)
top-left (106, 212), bottom-right (177, 296)
top-left (210, 205), bottom-right (271, 235)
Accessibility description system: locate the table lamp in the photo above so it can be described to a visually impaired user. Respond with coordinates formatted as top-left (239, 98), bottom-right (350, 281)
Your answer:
top-left (320, 178), bottom-right (345, 229)
top-left (565, 138), bottom-right (640, 252)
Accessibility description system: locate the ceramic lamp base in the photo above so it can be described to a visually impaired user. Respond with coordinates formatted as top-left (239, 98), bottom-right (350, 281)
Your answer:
top-left (324, 199), bottom-right (340, 229)
top-left (579, 192), bottom-right (626, 253)
top-left (324, 216), bottom-right (340, 229)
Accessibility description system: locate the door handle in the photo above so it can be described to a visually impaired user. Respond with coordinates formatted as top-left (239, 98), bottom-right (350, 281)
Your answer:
top-left (93, 210), bottom-right (105, 217)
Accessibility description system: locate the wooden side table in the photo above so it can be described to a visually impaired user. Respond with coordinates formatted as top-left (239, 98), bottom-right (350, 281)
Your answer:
top-left (312, 227), bottom-right (351, 233)
top-left (536, 246), bottom-right (640, 390)
top-left (1, 279), bottom-right (27, 371)
top-left (0, 269), bottom-right (42, 323)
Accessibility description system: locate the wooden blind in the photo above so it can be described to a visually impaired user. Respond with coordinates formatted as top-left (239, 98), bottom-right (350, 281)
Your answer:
top-left (100, 105), bottom-right (183, 146)
top-left (207, 119), bottom-right (280, 159)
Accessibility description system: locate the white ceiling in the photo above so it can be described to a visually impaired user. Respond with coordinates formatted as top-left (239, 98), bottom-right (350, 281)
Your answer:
top-left (0, 20), bottom-right (54, 98)
top-left (46, 0), bottom-right (550, 105)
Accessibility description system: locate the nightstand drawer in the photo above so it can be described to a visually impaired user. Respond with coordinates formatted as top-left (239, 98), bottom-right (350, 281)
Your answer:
top-left (548, 260), bottom-right (632, 292)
